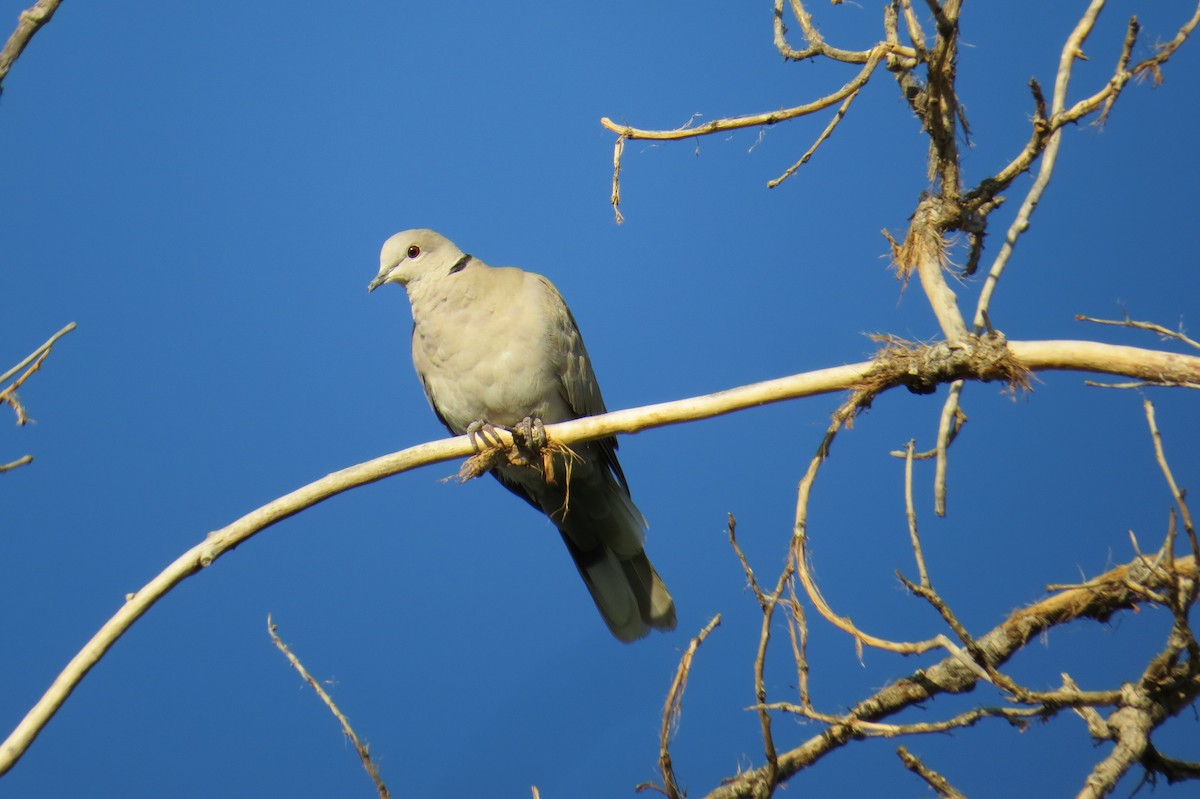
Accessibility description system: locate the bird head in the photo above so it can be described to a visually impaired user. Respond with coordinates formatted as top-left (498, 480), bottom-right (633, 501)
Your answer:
top-left (368, 228), bottom-right (471, 293)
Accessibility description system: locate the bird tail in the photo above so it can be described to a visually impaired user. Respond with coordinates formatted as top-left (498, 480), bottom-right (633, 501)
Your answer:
top-left (555, 476), bottom-right (676, 643)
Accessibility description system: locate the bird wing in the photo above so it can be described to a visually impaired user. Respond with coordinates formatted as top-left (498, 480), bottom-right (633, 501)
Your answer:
top-left (536, 275), bottom-right (631, 496)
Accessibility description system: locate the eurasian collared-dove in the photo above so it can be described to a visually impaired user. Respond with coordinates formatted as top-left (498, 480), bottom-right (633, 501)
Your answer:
top-left (368, 229), bottom-right (676, 642)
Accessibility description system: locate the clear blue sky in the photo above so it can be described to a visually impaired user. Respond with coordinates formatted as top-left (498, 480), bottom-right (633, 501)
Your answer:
top-left (3, 2), bottom-right (1199, 797)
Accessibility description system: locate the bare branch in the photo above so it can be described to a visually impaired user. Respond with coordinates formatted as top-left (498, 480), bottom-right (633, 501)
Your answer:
top-left (933, 379), bottom-right (966, 515)
top-left (0, 454), bottom-right (33, 472)
top-left (600, 49), bottom-right (885, 143)
top-left (1076, 314), bottom-right (1200, 352)
top-left (704, 555), bottom-right (1197, 799)
top-left (1144, 399), bottom-right (1199, 564)
top-left (1077, 642), bottom-right (1200, 798)
top-left (902, 440), bottom-right (930, 586)
top-left (726, 514), bottom-right (764, 604)
top-left (657, 615), bottom-right (721, 799)
top-left (3, 322), bottom-right (77, 467)
top-left (971, 0), bottom-right (1107, 335)
top-left (267, 616), bottom-right (390, 799)
top-left (1060, 3), bottom-right (1200, 125)
top-left (898, 0), bottom-right (928, 55)
top-left (0, 0), bottom-right (63, 94)
top-left (897, 747), bottom-right (966, 799)
top-left (772, 0), bottom-right (897, 64)
top-left (893, 196), bottom-right (969, 342)
top-left (768, 86), bottom-right (862, 188)
top-left (610, 135), bottom-right (625, 224)
top-left (0, 349), bottom-right (49, 425)
top-left (1141, 746), bottom-right (1200, 786)
top-left (766, 701), bottom-right (1044, 738)
top-left (2, 336), bottom-right (1197, 775)
top-left (1, 322), bottom-right (76, 386)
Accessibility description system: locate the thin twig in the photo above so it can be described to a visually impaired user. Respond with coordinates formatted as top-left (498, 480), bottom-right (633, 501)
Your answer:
top-left (1076, 314), bottom-right (1200, 352)
top-left (0, 349), bottom-right (50, 425)
top-left (768, 87), bottom-right (861, 188)
top-left (753, 567), bottom-right (792, 784)
top-left (0, 455), bottom-right (34, 472)
top-left (601, 49), bottom-right (885, 143)
top-left (773, 0), bottom-right (894, 63)
top-left (898, 0), bottom-right (927, 55)
top-left (791, 396), bottom-right (974, 664)
top-left (1063, 673), bottom-right (1110, 739)
top-left (933, 380), bottom-right (965, 515)
top-left (902, 440), bottom-right (930, 585)
top-left (1084, 379), bottom-right (1200, 390)
top-left (1144, 399), bottom-right (1199, 563)
top-left (897, 747), bottom-right (966, 799)
top-left (726, 514), bottom-right (764, 603)
top-left (0, 322), bottom-right (77, 386)
top-left (765, 701), bottom-right (1044, 737)
top-left (610, 135), bottom-right (625, 224)
top-left (705, 556), bottom-right (1197, 799)
top-left (659, 614), bottom-right (721, 799)
top-left (783, 581), bottom-right (811, 708)
top-left (267, 616), bottom-right (390, 799)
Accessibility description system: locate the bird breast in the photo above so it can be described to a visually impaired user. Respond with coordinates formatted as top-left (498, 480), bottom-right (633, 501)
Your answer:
top-left (409, 270), bottom-right (572, 432)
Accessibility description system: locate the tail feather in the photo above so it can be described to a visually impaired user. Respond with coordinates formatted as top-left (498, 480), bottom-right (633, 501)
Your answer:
top-left (495, 444), bottom-right (675, 642)
top-left (554, 465), bottom-right (675, 642)
top-left (561, 529), bottom-right (676, 642)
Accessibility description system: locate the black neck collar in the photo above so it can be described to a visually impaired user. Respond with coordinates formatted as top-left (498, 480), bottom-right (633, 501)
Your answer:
top-left (449, 254), bottom-right (472, 275)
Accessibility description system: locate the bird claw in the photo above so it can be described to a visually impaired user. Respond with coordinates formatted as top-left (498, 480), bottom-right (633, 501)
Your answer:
top-left (465, 420), bottom-right (504, 453)
top-left (508, 416), bottom-right (547, 452)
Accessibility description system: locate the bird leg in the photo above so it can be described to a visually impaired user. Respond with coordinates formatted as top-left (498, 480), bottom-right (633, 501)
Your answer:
top-left (465, 419), bottom-right (504, 453)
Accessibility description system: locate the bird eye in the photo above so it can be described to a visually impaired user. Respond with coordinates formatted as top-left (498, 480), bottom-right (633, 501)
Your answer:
top-left (407, 245), bottom-right (421, 258)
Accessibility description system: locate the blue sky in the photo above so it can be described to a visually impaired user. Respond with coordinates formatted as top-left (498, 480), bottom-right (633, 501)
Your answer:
top-left (3, 1), bottom-right (1199, 796)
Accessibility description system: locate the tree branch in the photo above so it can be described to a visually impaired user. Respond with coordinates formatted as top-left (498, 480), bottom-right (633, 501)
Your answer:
top-left (0, 0), bottom-right (63, 94)
top-left (267, 616), bottom-right (390, 799)
top-left (1, 336), bottom-right (1197, 775)
top-left (704, 555), bottom-right (1198, 799)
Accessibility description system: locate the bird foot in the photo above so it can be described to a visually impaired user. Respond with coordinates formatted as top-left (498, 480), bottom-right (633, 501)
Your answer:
top-left (507, 416), bottom-right (547, 452)
top-left (465, 419), bottom-right (504, 453)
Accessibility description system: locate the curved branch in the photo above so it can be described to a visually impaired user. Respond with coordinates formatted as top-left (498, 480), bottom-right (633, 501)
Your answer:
top-left (1, 337), bottom-right (1197, 775)
top-left (600, 48), bottom-right (885, 143)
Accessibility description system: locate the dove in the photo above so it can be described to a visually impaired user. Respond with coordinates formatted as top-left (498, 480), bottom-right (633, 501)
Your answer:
top-left (369, 229), bottom-right (676, 642)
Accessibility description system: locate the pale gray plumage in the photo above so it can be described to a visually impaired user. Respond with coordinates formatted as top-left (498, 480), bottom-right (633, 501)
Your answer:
top-left (369, 228), bottom-right (676, 642)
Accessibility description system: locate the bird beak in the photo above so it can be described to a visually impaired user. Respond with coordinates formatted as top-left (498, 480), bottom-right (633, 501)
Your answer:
top-left (367, 273), bottom-right (388, 293)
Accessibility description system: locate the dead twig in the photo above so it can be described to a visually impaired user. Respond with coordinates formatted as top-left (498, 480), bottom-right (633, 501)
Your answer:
top-left (1076, 313), bottom-right (1200, 352)
top-left (1144, 399), bottom-right (1198, 562)
top-left (897, 747), bottom-right (966, 799)
top-left (267, 615), bottom-right (390, 799)
top-left (704, 556), bottom-right (1197, 799)
top-left (601, 46), bottom-right (891, 218)
top-left (1, 322), bottom-right (77, 388)
top-left (768, 86), bottom-right (862, 188)
top-left (0, 0), bottom-right (63, 94)
top-left (0, 455), bottom-right (34, 472)
top-left (656, 614), bottom-right (721, 799)
top-left (2, 323), bottom-right (77, 470)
